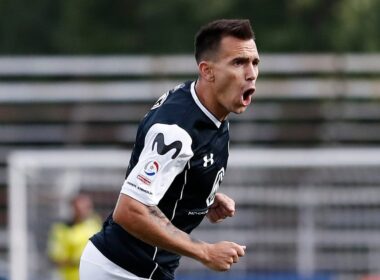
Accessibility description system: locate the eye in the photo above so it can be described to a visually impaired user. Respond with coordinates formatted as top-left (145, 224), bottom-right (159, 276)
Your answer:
top-left (252, 58), bottom-right (260, 66)
top-left (232, 58), bottom-right (246, 66)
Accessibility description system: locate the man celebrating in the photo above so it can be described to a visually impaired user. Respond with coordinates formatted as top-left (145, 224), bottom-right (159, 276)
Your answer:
top-left (80, 18), bottom-right (260, 280)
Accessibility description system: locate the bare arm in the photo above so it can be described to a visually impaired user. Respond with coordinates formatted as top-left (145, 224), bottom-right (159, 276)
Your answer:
top-left (113, 193), bottom-right (245, 271)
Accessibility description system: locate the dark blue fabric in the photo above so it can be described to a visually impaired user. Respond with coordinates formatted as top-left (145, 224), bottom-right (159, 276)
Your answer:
top-left (91, 81), bottom-right (230, 280)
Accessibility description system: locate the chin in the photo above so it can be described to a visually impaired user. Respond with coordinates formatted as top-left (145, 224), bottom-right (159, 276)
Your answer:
top-left (233, 107), bottom-right (247, 115)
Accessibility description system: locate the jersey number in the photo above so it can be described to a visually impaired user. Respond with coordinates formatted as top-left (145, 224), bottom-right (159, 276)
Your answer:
top-left (206, 168), bottom-right (225, 207)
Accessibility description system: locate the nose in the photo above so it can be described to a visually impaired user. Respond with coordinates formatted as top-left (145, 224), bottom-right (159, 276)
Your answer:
top-left (246, 63), bottom-right (258, 82)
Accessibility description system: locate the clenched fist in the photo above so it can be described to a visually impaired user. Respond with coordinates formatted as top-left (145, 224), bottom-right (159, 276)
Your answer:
top-left (200, 241), bottom-right (246, 271)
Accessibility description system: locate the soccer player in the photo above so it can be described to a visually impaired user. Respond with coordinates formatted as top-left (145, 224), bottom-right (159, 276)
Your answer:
top-left (48, 194), bottom-right (101, 280)
top-left (80, 18), bottom-right (260, 280)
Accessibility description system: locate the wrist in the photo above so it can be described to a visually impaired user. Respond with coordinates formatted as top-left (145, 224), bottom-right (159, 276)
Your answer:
top-left (192, 241), bottom-right (210, 263)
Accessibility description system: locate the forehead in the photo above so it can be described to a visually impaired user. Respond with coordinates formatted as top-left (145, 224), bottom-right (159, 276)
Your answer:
top-left (217, 36), bottom-right (259, 60)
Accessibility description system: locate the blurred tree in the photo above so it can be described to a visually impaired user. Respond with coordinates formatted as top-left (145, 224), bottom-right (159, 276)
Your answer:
top-left (50, 0), bottom-right (235, 54)
top-left (51, 0), bottom-right (141, 53)
top-left (0, 0), bottom-right (379, 54)
top-left (0, 0), bottom-right (60, 54)
top-left (331, 0), bottom-right (380, 52)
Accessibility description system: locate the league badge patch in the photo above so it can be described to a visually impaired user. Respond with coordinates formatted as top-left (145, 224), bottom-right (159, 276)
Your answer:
top-left (144, 160), bottom-right (160, 176)
top-left (137, 160), bottom-right (160, 186)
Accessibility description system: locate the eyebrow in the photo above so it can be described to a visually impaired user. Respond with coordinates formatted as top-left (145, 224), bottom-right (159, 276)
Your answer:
top-left (232, 56), bottom-right (260, 64)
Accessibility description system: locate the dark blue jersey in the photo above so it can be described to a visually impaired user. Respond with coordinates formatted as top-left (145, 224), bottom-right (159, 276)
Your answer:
top-left (91, 81), bottom-right (229, 280)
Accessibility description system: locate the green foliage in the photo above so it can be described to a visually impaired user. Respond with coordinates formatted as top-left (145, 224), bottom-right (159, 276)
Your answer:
top-left (331, 0), bottom-right (380, 52)
top-left (0, 0), bottom-right (379, 54)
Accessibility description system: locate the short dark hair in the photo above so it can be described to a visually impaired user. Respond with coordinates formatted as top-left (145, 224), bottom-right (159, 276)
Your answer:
top-left (194, 19), bottom-right (255, 64)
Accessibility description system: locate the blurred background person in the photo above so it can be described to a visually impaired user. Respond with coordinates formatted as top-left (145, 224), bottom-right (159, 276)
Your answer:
top-left (47, 194), bottom-right (101, 280)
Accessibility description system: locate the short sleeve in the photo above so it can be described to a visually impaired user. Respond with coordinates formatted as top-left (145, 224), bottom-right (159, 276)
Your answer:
top-left (121, 123), bottom-right (193, 205)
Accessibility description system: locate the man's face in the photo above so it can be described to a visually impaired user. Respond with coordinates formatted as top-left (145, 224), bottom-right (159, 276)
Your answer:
top-left (210, 36), bottom-right (260, 119)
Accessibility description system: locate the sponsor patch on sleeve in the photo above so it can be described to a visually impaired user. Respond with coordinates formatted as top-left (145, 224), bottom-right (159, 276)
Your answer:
top-left (136, 160), bottom-right (160, 186)
top-left (121, 123), bottom-right (193, 206)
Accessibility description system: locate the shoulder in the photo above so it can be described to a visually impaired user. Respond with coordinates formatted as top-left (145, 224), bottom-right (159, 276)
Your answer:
top-left (49, 221), bottom-right (70, 238)
top-left (151, 81), bottom-right (192, 110)
top-left (145, 123), bottom-right (193, 159)
top-left (146, 81), bottom-right (207, 132)
top-left (149, 81), bottom-right (196, 119)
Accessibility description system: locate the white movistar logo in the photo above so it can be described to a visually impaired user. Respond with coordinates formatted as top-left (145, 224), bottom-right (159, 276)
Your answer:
top-left (203, 153), bottom-right (214, 167)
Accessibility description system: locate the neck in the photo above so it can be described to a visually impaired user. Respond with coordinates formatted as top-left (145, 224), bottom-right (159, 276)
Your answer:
top-left (195, 79), bottom-right (228, 121)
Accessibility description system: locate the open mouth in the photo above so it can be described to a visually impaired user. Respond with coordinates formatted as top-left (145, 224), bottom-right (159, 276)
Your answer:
top-left (242, 88), bottom-right (255, 106)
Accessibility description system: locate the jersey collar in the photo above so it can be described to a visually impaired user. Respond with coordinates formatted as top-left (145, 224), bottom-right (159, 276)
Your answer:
top-left (190, 81), bottom-right (222, 128)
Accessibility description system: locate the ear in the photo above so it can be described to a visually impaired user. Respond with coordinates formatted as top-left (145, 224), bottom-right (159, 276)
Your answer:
top-left (198, 61), bottom-right (215, 82)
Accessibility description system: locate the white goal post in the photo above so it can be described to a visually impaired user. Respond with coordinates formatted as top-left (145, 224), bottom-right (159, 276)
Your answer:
top-left (8, 150), bottom-right (131, 280)
top-left (8, 148), bottom-right (380, 280)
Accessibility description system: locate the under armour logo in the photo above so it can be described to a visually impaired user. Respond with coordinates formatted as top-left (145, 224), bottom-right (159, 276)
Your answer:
top-left (152, 133), bottom-right (182, 159)
top-left (203, 153), bottom-right (214, 167)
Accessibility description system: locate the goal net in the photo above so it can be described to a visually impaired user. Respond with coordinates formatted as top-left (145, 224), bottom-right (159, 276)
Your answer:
top-left (8, 148), bottom-right (380, 280)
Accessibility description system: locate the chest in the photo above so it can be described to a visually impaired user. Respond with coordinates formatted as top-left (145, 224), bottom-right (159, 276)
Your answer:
top-left (184, 127), bottom-right (229, 204)
top-left (190, 135), bottom-right (228, 176)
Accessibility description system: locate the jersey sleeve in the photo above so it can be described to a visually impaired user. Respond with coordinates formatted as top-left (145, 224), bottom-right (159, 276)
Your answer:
top-left (121, 123), bottom-right (193, 206)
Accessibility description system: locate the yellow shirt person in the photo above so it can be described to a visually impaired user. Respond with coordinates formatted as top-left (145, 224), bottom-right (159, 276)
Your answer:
top-left (48, 195), bottom-right (101, 280)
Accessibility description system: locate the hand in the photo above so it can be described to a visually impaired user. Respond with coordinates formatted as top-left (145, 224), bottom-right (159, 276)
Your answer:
top-left (201, 241), bottom-right (246, 271)
top-left (206, 193), bottom-right (235, 223)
